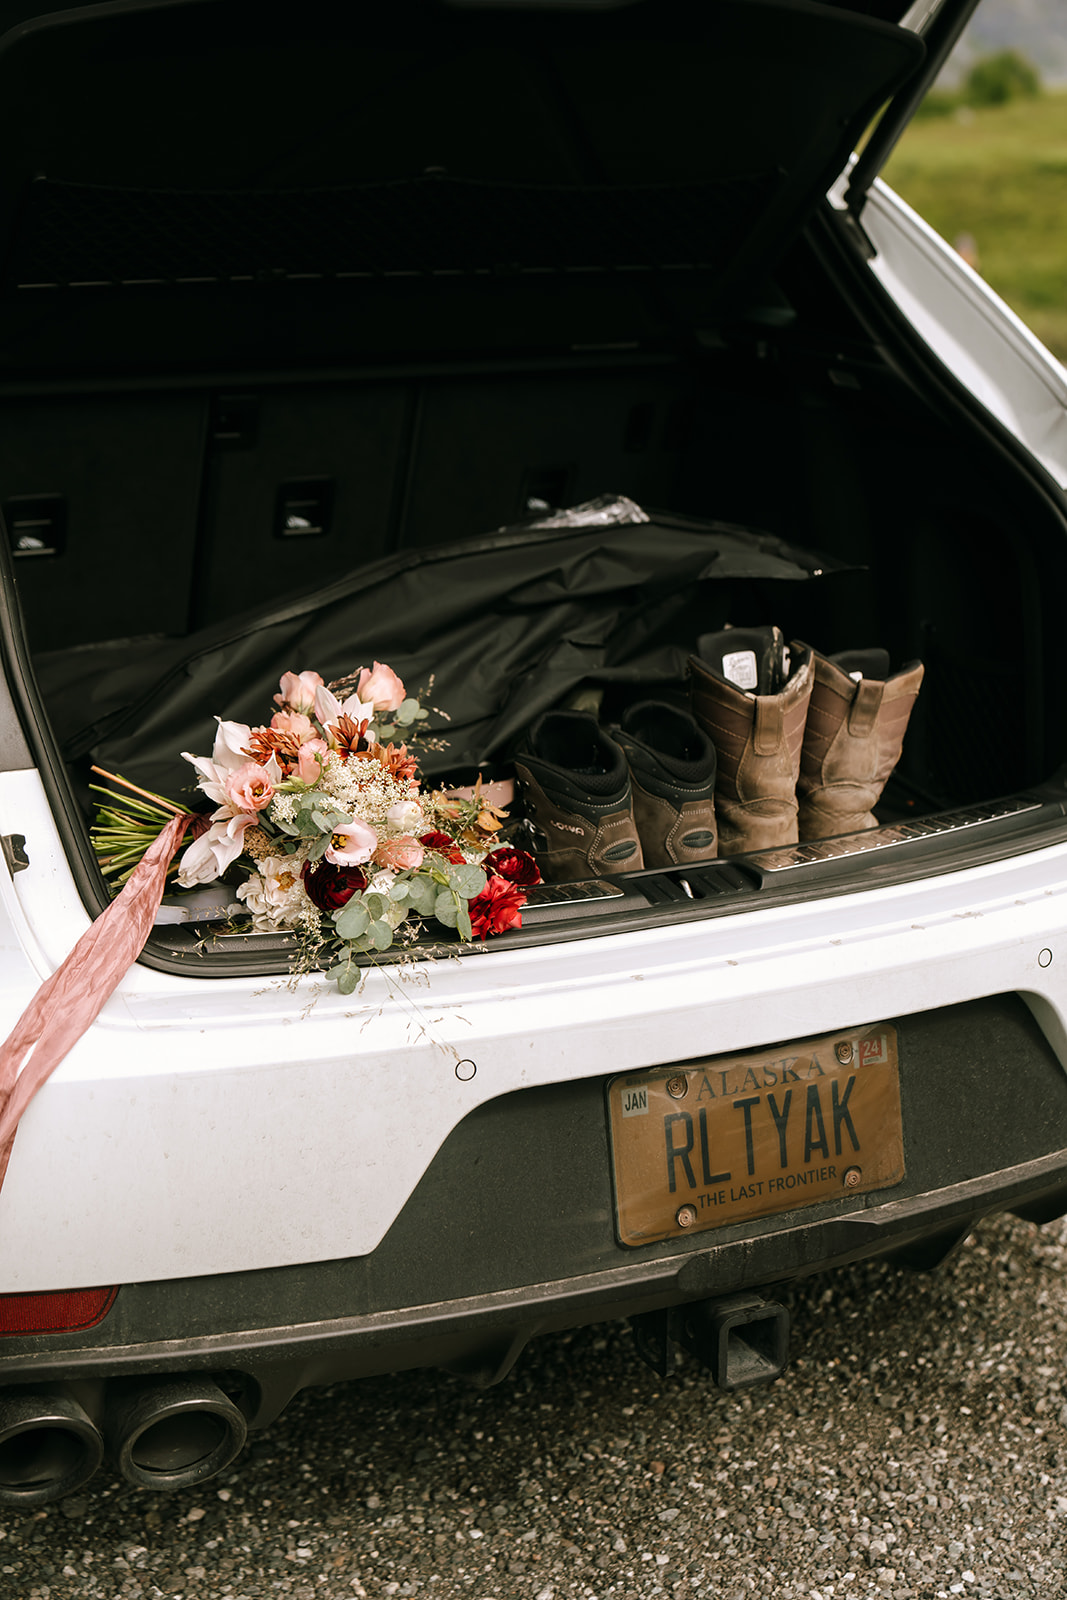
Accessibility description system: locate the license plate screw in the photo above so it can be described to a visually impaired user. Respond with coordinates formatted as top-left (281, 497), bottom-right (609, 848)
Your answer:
top-left (843, 1166), bottom-right (862, 1188)
top-left (666, 1074), bottom-right (689, 1099)
top-left (676, 1204), bottom-right (698, 1228)
top-left (834, 1041), bottom-right (854, 1065)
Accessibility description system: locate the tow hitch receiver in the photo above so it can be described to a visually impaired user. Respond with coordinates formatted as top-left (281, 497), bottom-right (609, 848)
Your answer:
top-left (632, 1293), bottom-right (790, 1390)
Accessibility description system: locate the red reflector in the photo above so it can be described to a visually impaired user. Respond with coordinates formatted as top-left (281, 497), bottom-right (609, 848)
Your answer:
top-left (0, 1287), bottom-right (118, 1335)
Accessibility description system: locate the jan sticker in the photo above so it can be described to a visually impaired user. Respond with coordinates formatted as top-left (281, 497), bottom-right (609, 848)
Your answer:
top-left (622, 1086), bottom-right (649, 1117)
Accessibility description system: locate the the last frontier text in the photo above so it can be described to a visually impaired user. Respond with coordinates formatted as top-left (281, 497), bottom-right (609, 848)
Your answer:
top-left (663, 1074), bottom-right (861, 1198)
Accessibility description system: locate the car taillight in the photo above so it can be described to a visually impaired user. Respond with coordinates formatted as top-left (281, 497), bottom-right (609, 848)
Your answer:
top-left (0, 1288), bottom-right (118, 1336)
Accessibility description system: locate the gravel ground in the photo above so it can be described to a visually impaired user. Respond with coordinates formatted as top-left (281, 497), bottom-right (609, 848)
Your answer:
top-left (7, 1209), bottom-right (1067, 1600)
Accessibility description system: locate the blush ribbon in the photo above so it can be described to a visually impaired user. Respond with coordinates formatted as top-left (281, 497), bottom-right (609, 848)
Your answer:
top-left (0, 811), bottom-right (192, 1188)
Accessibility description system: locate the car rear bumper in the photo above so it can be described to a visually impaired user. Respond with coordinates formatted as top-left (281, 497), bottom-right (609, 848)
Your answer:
top-left (5, 760), bottom-right (1067, 1293)
top-left (1, 993), bottom-right (1066, 1421)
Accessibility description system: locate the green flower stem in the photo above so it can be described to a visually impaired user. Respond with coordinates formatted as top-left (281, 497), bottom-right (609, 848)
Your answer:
top-left (89, 771), bottom-right (192, 888)
top-left (89, 767), bottom-right (185, 816)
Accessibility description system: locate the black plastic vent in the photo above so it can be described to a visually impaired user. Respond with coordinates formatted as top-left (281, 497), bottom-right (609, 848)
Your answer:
top-left (7, 171), bottom-right (781, 289)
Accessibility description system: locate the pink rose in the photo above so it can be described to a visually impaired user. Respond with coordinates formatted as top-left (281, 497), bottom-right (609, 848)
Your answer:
top-left (296, 738), bottom-right (329, 785)
top-left (274, 670), bottom-right (324, 714)
top-left (271, 710), bottom-right (315, 742)
top-left (222, 761), bottom-right (275, 813)
top-left (325, 818), bottom-right (378, 866)
top-left (356, 661), bottom-right (406, 713)
top-left (374, 836), bottom-right (425, 871)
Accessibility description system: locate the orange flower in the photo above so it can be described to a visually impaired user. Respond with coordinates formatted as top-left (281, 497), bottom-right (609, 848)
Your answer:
top-left (328, 713), bottom-right (372, 758)
top-left (245, 725), bottom-right (303, 772)
top-left (350, 741), bottom-right (418, 783)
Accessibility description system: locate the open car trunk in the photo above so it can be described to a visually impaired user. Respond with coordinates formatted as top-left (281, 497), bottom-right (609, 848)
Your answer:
top-left (2, 0), bottom-right (1067, 973)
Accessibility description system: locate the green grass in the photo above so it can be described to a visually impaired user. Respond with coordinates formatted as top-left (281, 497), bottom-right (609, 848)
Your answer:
top-left (882, 90), bottom-right (1067, 361)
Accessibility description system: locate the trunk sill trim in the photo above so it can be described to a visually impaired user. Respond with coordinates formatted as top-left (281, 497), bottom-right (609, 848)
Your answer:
top-left (752, 796), bottom-right (1041, 872)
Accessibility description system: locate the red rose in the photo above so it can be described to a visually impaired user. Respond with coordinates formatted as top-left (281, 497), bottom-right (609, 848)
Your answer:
top-left (419, 830), bottom-right (466, 864)
top-left (301, 859), bottom-right (367, 911)
top-left (468, 873), bottom-right (526, 938)
top-left (482, 846), bottom-right (541, 887)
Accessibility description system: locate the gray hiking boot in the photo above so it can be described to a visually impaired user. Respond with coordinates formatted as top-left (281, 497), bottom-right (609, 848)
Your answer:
top-left (514, 711), bottom-right (643, 883)
top-left (613, 701), bottom-right (718, 868)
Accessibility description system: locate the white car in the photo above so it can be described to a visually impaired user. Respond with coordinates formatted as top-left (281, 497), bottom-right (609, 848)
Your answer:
top-left (0, 0), bottom-right (1065, 1505)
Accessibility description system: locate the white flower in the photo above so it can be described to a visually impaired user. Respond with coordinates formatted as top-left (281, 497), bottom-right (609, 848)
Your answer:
top-left (182, 719), bottom-right (261, 807)
top-left (213, 719), bottom-right (254, 766)
top-left (386, 798), bottom-right (424, 834)
top-left (236, 855), bottom-right (308, 930)
top-left (177, 813), bottom-right (257, 887)
top-left (314, 683), bottom-right (376, 731)
top-left (318, 755), bottom-right (414, 827)
top-left (366, 869), bottom-right (409, 930)
top-left (269, 792), bottom-right (296, 825)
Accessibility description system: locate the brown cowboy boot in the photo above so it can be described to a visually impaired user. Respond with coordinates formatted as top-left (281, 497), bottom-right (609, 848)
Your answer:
top-left (797, 647), bottom-right (924, 840)
top-left (514, 711), bottom-right (643, 882)
top-left (612, 701), bottom-right (718, 868)
top-left (689, 626), bottom-right (814, 856)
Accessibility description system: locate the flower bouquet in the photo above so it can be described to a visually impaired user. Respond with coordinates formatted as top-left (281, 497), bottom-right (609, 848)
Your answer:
top-left (90, 662), bottom-right (539, 993)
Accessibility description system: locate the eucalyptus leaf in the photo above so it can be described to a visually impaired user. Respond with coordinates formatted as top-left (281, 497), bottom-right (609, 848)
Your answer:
top-left (364, 892), bottom-right (387, 921)
top-left (449, 863), bottom-right (487, 898)
top-left (333, 899), bottom-right (370, 940)
top-left (369, 919), bottom-right (394, 952)
top-left (434, 889), bottom-right (460, 928)
top-left (457, 901), bottom-right (473, 941)
top-left (406, 876), bottom-right (438, 915)
top-left (389, 880), bottom-right (410, 902)
top-left (335, 963), bottom-right (360, 996)
top-left (307, 832), bottom-right (330, 861)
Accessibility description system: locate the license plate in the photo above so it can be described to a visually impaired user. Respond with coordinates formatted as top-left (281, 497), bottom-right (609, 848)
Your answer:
top-left (607, 1025), bottom-right (904, 1246)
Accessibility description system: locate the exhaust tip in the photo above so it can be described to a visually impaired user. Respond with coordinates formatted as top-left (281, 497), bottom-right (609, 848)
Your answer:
top-left (0, 1390), bottom-right (104, 1507)
top-left (106, 1377), bottom-right (247, 1492)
